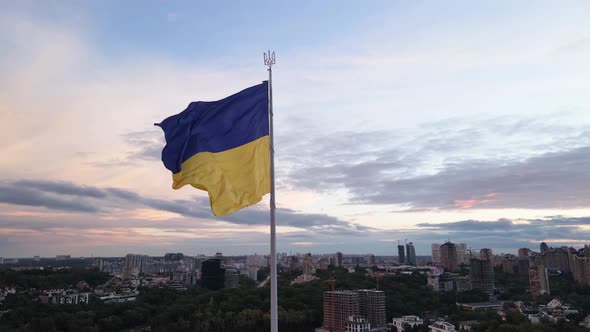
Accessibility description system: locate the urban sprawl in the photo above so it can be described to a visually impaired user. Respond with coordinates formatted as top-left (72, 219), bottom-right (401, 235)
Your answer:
top-left (1, 240), bottom-right (590, 331)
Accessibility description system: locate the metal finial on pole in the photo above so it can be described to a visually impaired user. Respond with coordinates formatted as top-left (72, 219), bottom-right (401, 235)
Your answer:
top-left (264, 50), bottom-right (278, 332)
top-left (264, 50), bottom-right (276, 67)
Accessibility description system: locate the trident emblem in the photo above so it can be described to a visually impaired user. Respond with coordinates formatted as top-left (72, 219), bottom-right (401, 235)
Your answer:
top-left (264, 50), bottom-right (276, 68)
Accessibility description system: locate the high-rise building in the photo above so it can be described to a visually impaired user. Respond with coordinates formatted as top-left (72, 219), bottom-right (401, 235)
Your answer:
top-left (569, 250), bottom-right (590, 285)
top-left (164, 253), bottom-right (184, 261)
top-left (470, 258), bottom-right (495, 297)
top-left (440, 242), bottom-right (458, 272)
top-left (366, 254), bottom-right (376, 266)
top-left (201, 258), bottom-right (225, 290)
top-left (480, 248), bottom-right (493, 261)
top-left (357, 289), bottom-right (386, 332)
top-left (501, 257), bottom-right (530, 275)
top-left (303, 253), bottom-right (314, 275)
top-left (323, 291), bottom-right (359, 332)
top-left (529, 265), bottom-right (550, 298)
top-left (518, 248), bottom-right (531, 257)
top-left (398, 245), bottom-right (405, 264)
top-left (246, 254), bottom-right (266, 268)
top-left (541, 248), bottom-right (571, 273)
top-left (540, 242), bottom-right (549, 254)
top-left (431, 244), bottom-right (441, 264)
top-left (286, 256), bottom-right (301, 272)
top-left (406, 242), bottom-right (416, 266)
top-left (224, 268), bottom-right (239, 289)
top-left (317, 258), bottom-right (330, 270)
top-left (336, 252), bottom-right (343, 267)
top-left (456, 243), bottom-right (467, 265)
top-left (124, 254), bottom-right (150, 274)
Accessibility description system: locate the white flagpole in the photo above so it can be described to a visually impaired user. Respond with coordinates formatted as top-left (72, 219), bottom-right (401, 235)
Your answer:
top-left (264, 50), bottom-right (278, 332)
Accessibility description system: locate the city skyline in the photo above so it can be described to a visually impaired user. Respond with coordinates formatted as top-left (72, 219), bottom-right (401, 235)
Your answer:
top-left (2, 1), bottom-right (590, 257)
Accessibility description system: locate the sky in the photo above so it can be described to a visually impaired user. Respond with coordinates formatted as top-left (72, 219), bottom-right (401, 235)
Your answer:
top-left (1, 1), bottom-right (590, 258)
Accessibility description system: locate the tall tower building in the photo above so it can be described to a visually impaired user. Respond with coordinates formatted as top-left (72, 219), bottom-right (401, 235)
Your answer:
top-left (480, 248), bottom-right (493, 261)
top-left (440, 242), bottom-right (458, 272)
top-left (470, 257), bottom-right (495, 297)
top-left (201, 258), bottom-right (225, 290)
top-left (571, 254), bottom-right (590, 285)
top-left (303, 253), bottom-right (313, 275)
top-left (397, 245), bottom-right (405, 264)
top-left (431, 244), bottom-right (441, 264)
top-left (336, 252), bottom-right (343, 267)
top-left (529, 265), bottom-right (550, 298)
top-left (357, 289), bottom-right (386, 332)
top-left (124, 254), bottom-right (150, 274)
top-left (246, 254), bottom-right (265, 267)
top-left (366, 254), bottom-right (376, 266)
top-left (542, 248), bottom-right (571, 273)
top-left (456, 243), bottom-right (467, 265)
top-left (224, 268), bottom-right (239, 289)
top-left (406, 242), bottom-right (416, 266)
top-left (518, 248), bottom-right (531, 258)
top-left (323, 291), bottom-right (359, 332)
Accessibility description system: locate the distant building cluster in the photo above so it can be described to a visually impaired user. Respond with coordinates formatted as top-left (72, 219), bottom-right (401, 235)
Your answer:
top-left (2, 238), bottom-right (589, 330)
top-left (428, 240), bottom-right (590, 298)
top-left (88, 251), bottom-right (274, 292)
top-left (428, 245), bottom-right (495, 296)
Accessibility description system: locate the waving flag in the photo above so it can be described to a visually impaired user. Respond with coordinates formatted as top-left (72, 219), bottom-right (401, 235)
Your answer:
top-left (156, 82), bottom-right (270, 216)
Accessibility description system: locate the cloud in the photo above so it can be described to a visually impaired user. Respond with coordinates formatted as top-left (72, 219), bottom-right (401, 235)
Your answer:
top-left (361, 146), bottom-right (590, 210)
top-left (416, 218), bottom-right (514, 231)
top-left (121, 130), bottom-right (164, 161)
top-left (0, 179), bottom-right (370, 235)
top-left (278, 115), bottom-right (590, 211)
top-left (13, 180), bottom-right (106, 198)
top-left (100, 114), bottom-right (590, 214)
top-left (411, 217), bottom-right (590, 249)
top-left (0, 183), bottom-right (100, 213)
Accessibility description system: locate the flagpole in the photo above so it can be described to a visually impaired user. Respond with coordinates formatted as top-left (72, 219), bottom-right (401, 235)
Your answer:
top-left (264, 50), bottom-right (278, 332)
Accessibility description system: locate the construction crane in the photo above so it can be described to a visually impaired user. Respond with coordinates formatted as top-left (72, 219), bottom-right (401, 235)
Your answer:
top-left (323, 278), bottom-right (336, 291)
top-left (323, 278), bottom-right (336, 330)
top-left (373, 272), bottom-right (383, 290)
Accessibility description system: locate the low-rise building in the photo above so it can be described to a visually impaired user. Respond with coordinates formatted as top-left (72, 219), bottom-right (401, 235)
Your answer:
top-left (291, 273), bottom-right (318, 285)
top-left (39, 289), bottom-right (90, 304)
top-left (428, 273), bottom-right (471, 292)
top-left (458, 321), bottom-right (480, 331)
top-left (0, 287), bottom-right (16, 304)
top-left (391, 315), bottom-right (424, 332)
top-left (428, 320), bottom-right (457, 332)
top-left (99, 292), bottom-right (138, 303)
top-left (345, 316), bottom-right (371, 332)
top-left (457, 302), bottom-right (503, 311)
top-left (547, 298), bottom-right (562, 309)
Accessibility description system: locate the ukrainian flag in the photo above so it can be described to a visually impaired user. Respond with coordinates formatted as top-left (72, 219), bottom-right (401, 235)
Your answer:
top-left (156, 82), bottom-right (270, 217)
